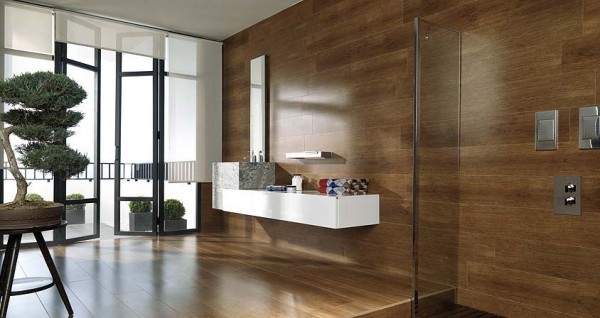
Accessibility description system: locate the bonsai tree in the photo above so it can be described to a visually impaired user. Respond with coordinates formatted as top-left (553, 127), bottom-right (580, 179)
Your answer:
top-left (164, 199), bottom-right (185, 220)
top-left (129, 200), bottom-right (152, 213)
top-left (0, 71), bottom-right (89, 206)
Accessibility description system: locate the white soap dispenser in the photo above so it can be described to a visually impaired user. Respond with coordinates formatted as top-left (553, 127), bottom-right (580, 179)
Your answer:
top-left (291, 174), bottom-right (303, 191)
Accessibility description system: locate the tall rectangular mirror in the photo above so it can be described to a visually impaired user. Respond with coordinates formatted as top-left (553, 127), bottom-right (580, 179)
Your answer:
top-left (250, 55), bottom-right (266, 161)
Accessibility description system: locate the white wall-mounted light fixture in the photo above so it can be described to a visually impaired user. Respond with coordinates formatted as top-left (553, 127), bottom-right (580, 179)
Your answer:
top-left (285, 151), bottom-right (332, 159)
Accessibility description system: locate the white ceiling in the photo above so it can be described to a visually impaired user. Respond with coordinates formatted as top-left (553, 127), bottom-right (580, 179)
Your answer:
top-left (25, 0), bottom-right (300, 41)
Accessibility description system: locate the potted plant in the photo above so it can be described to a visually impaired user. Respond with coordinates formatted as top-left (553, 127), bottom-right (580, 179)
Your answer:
top-left (164, 199), bottom-right (186, 231)
top-left (0, 71), bottom-right (89, 229)
top-left (65, 193), bottom-right (86, 224)
top-left (25, 193), bottom-right (44, 202)
top-left (128, 200), bottom-right (152, 231)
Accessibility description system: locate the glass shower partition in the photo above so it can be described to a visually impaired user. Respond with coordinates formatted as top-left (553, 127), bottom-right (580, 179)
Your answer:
top-left (412, 18), bottom-right (461, 317)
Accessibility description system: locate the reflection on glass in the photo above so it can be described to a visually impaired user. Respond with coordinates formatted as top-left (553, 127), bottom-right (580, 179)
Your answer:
top-left (250, 55), bottom-right (266, 161)
top-left (414, 18), bottom-right (461, 316)
top-left (66, 203), bottom-right (96, 239)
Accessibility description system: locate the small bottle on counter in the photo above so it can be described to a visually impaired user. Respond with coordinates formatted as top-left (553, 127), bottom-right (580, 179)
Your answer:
top-left (258, 151), bottom-right (264, 162)
top-left (291, 174), bottom-right (303, 191)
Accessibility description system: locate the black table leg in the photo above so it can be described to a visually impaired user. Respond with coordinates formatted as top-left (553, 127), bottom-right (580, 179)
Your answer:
top-left (0, 235), bottom-right (16, 290)
top-left (0, 235), bottom-right (15, 308)
top-left (33, 232), bottom-right (73, 315)
top-left (0, 234), bottom-right (21, 318)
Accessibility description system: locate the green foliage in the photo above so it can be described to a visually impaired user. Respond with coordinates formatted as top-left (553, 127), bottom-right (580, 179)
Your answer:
top-left (0, 71), bottom-right (89, 180)
top-left (129, 200), bottom-right (152, 213)
top-left (66, 193), bottom-right (85, 211)
top-left (0, 71), bottom-right (87, 111)
top-left (13, 125), bottom-right (72, 143)
top-left (1, 109), bottom-right (83, 129)
top-left (25, 193), bottom-right (44, 202)
top-left (164, 199), bottom-right (185, 220)
top-left (18, 144), bottom-right (89, 180)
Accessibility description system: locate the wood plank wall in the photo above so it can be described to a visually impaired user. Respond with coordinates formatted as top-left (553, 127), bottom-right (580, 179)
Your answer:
top-left (222, 0), bottom-right (415, 279)
top-left (221, 1), bottom-right (600, 317)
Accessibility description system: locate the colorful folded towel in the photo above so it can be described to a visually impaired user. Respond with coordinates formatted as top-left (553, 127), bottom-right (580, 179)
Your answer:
top-left (318, 186), bottom-right (368, 195)
top-left (318, 178), bottom-right (369, 188)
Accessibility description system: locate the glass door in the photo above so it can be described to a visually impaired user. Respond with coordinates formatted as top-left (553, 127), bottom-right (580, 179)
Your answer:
top-left (57, 42), bottom-right (102, 243)
top-left (114, 52), bottom-right (161, 235)
top-left (413, 18), bottom-right (461, 317)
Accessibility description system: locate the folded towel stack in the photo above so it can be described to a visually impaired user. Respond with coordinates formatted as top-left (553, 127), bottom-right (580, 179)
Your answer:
top-left (317, 178), bottom-right (369, 195)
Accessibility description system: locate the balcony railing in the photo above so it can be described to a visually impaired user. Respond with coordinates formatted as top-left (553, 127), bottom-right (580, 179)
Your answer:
top-left (3, 161), bottom-right (197, 182)
top-left (3, 162), bottom-right (149, 181)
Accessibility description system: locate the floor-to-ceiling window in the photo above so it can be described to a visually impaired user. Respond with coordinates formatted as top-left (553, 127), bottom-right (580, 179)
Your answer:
top-left (1, 1), bottom-right (221, 245)
top-left (115, 52), bottom-right (160, 235)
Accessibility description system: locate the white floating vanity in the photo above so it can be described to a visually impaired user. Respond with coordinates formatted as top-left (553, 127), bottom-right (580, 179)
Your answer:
top-left (221, 189), bottom-right (379, 229)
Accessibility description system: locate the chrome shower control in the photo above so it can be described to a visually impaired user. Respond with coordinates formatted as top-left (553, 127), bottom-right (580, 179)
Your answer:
top-left (565, 183), bottom-right (576, 193)
top-left (564, 196), bottom-right (576, 206)
top-left (554, 176), bottom-right (581, 215)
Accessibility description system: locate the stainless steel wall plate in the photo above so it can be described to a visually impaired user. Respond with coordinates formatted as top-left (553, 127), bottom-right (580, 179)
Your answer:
top-left (535, 110), bottom-right (557, 151)
top-left (579, 106), bottom-right (600, 149)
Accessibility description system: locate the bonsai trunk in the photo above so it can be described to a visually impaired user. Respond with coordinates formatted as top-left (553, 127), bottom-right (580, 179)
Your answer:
top-left (0, 126), bottom-right (28, 205)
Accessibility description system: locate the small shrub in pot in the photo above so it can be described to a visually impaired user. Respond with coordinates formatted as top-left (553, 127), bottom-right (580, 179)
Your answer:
top-left (65, 193), bottom-right (86, 224)
top-left (164, 199), bottom-right (187, 231)
top-left (128, 199), bottom-right (152, 231)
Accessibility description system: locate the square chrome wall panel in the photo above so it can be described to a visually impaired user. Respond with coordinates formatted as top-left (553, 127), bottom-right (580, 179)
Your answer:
top-left (535, 110), bottom-right (557, 150)
top-left (579, 106), bottom-right (600, 149)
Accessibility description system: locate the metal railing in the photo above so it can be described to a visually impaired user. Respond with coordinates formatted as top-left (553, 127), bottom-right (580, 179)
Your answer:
top-left (3, 161), bottom-right (196, 181)
top-left (2, 162), bottom-right (154, 181)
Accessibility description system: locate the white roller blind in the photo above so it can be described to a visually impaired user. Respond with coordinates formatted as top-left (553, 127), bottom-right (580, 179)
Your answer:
top-left (167, 35), bottom-right (222, 182)
top-left (4, 2), bottom-right (53, 55)
top-left (55, 11), bottom-right (165, 59)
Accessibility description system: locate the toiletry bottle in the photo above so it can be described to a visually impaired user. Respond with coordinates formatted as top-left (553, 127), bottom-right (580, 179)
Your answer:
top-left (258, 151), bottom-right (264, 162)
top-left (251, 150), bottom-right (256, 162)
top-left (292, 174), bottom-right (303, 191)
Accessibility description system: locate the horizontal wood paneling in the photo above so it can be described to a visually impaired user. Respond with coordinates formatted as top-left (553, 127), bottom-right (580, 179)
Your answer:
top-left (457, 288), bottom-right (580, 318)
top-left (584, 0), bottom-right (600, 33)
top-left (222, 0), bottom-right (600, 317)
top-left (460, 204), bottom-right (600, 248)
top-left (495, 238), bottom-right (600, 285)
top-left (467, 263), bottom-right (600, 317)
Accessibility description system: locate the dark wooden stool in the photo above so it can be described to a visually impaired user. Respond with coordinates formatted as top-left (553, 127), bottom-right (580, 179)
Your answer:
top-left (0, 221), bottom-right (72, 318)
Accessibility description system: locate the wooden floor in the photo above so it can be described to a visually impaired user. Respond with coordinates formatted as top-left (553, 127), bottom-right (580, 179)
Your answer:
top-left (2, 234), bottom-right (453, 318)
